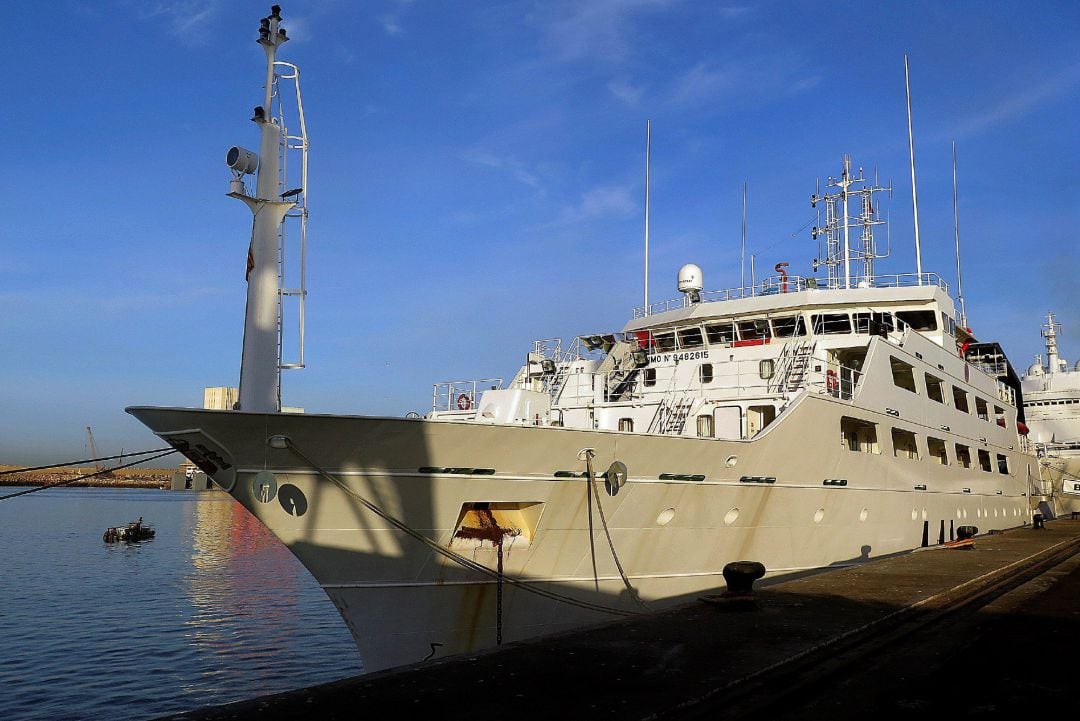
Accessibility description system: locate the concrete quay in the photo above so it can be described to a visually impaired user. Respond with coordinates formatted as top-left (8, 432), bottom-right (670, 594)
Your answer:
top-left (157, 520), bottom-right (1080, 720)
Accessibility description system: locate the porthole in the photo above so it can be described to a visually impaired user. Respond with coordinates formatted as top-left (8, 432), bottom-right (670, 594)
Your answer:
top-left (253, 470), bottom-right (278, 503)
top-left (656, 508), bottom-right (676, 526)
top-left (814, 508), bottom-right (826, 524)
top-left (724, 508), bottom-right (740, 526)
top-left (921, 509), bottom-right (928, 521)
top-left (962, 509), bottom-right (969, 519)
top-left (911, 508), bottom-right (919, 521)
top-left (859, 508), bottom-right (869, 522)
top-left (725, 455), bottom-right (738, 468)
top-left (956, 508), bottom-right (962, 520)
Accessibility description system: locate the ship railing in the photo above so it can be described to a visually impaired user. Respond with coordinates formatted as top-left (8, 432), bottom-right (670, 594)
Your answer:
top-left (432, 378), bottom-right (504, 412)
top-left (632, 272), bottom-right (950, 318)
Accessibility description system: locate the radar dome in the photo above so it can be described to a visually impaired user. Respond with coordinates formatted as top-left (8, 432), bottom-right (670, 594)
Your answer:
top-left (1027, 363), bottom-right (1045, 376)
top-left (678, 263), bottom-right (703, 294)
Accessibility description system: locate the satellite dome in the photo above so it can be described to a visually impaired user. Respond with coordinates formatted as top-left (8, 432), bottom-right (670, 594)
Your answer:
top-left (678, 263), bottom-right (703, 294)
top-left (1027, 363), bottom-right (1045, 377)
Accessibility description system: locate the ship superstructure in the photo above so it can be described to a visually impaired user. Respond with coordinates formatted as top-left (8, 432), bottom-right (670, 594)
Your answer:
top-left (129, 6), bottom-right (1047, 674)
top-left (1021, 312), bottom-right (1080, 510)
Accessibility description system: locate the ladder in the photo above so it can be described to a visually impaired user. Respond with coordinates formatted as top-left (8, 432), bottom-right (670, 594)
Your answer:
top-left (774, 341), bottom-right (816, 392)
top-left (648, 395), bottom-right (694, 435)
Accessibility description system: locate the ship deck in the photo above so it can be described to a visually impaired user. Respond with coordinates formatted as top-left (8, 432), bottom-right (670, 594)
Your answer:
top-left (155, 518), bottom-right (1080, 720)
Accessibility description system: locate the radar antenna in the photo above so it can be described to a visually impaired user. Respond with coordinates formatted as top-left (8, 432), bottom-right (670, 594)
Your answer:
top-left (810, 156), bottom-right (890, 289)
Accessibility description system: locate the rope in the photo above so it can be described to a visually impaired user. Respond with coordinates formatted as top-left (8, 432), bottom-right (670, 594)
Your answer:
top-left (0, 449), bottom-right (178, 502)
top-left (284, 439), bottom-right (637, 617)
top-left (0, 448), bottom-right (176, 476)
top-left (584, 451), bottom-right (650, 610)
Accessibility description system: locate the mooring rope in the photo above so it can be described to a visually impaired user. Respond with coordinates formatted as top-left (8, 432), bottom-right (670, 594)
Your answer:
top-left (0, 449), bottom-right (178, 502)
top-left (0, 448), bottom-right (176, 476)
top-left (284, 438), bottom-right (638, 617)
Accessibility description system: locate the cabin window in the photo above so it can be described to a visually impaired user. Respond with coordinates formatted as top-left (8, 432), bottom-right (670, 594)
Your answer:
top-left (654, 331), bottom-right (676, 352)
top-left (975, 397), bottom-right (989, 421)
top-left (892, 428), bottom-right (920, 459)
top-left (811, 313), bottom-right (852, 334)
top-left (618, 418), bottom-right (634, 432)
top-left (925, 374), bottom-right (946, 404)
top-left (955, 444), bottom-right (972, 468)
top-left (952, 387), bottom-right (970, 413)
top-left (678, 326), bottom-right (704, 349)
top-left (771, 316), bottom-right (806, 338)
top-left (705, 322), bottom-right (736, 345)
top-left (841, 417), bottom-right (880, 454)
top-left (696, 415), bottom-right (714, 438)
top-left (891, 357), bottom-right (918, 393)
top-left (643, 368), bottom-right (657, 387)
top-left (942, 312), bottom-right (956, 337)
top-left (978, 449), bottom-right (993, 472)
top-left (737, 319), bottom-right (771, 341)
top-left (759, 359), bottom-right (775, 380)
top-left (996, 453), bottom-right (1009, 475)
top-left (700, 364), bottom-right (714, 384)
top-left (927, 437), bottom-right (949, 465)
top-left (994, 406), bottom-right (1006, 427)
top-left (895, 310), bottom-right (938, 332)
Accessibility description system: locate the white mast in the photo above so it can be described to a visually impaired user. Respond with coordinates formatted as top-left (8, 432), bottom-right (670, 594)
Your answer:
top-left (643, 119), bottom-right (651, 316)
top-left (905, 54), bottom-right (924, 285)
top-left (228, 6), bottom-right (302, 413)
top-left (741, 182), bottom-right (747, 292)
top-left (1043, 312), bottom-right (1062, 374)
top-left (952, 141), bottom-right (967, 328)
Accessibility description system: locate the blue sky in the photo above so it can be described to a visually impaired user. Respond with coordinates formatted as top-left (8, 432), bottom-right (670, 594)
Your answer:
top-left (3, 0), bottom-right (1079, 465)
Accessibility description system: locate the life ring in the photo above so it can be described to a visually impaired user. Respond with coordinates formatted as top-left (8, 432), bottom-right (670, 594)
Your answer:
top-left (456, 393), bottom-right (472, 411)
top-left (826, 370), bottom-right (838, 393)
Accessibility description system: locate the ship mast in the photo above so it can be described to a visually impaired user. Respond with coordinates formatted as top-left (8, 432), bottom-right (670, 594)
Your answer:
top-left (227, 5), bottom-right (309, 412)
top-left (1043, 312), bottom-right (1062, 374)
top-left (811, 156), bottom-right (890, 289)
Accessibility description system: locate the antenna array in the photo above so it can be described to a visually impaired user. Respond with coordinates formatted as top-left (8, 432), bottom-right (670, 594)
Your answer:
top-left (811, 156), bottom-right (891, 289)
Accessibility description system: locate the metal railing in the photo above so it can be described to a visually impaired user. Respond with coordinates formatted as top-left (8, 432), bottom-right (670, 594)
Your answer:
top-left (432, 378), bottom-right (503, 412)
top-left (633, 272), bottom-right (951, 318)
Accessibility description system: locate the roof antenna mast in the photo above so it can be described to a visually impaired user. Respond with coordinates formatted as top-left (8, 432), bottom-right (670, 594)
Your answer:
top-left (643, 119), bottom-right (651, 317)
top-left (952, 140), bottom-right (967, 329)
top-left (905, 54), bottom-right (924, 285)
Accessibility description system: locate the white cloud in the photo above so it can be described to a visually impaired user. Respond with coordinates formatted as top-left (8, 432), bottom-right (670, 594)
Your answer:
top-left (943, 63), bottom-right (1080, 139)
top-left (608, 78), bottom-right (646, 106)
top-left (538, 0), bottom-right (675, 64)
top-left (381, 14), bottom-right (403, 36)
top-left (462, 148), bottom-right (544, 191)
top-left (560, 185), bottom-right (638, 224)
top-left (140, 0), bottom-right (220, 43)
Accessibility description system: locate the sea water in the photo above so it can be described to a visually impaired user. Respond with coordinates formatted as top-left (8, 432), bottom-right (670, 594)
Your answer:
top-left (0, 487), bottom-right (364, 720)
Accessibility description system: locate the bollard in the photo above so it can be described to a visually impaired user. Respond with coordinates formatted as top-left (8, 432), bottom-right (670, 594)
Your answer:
top-left (702, 561), bottom-right (766, 608)
top-left (956, 525), bottom-right (978, 541)
top-left (1033, 513), bottom-right (1045, 529)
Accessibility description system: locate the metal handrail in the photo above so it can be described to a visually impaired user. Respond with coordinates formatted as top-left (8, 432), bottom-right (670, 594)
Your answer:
top-left (432, 379), bottom-right (503, 412)
top-left (633, 272), bottom-right (951, 318)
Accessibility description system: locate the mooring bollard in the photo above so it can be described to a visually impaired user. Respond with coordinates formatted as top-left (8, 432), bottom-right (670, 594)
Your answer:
top-left (701, 561), bottom-right (766, 608)
top-left (956, 525), bottom-right (978, 541)
top-left (1032, 513), bottom-right (1045, 529)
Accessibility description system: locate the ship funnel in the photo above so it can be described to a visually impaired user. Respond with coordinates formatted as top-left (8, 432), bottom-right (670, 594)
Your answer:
top-left (226, 146), bottom-right (260, 175)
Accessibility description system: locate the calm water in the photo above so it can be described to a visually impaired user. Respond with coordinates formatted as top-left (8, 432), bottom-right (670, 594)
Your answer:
top-left (0, 487), bottom-right (364, 721)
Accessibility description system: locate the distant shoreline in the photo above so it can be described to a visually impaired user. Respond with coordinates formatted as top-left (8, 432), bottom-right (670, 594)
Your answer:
top-left (0, 466), bottom-right (173, 491)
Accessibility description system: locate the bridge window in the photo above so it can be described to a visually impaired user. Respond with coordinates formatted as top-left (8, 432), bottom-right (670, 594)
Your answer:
top-left (927, 437), bottom-right (949, 465)
top-left (853, 312), bottom-right (895, 335)
top-left (895, 310), bottom-right (938, 331)
top-left (952, 387), bottom-right (970, 413)
top-left (978, 449), bottom-right (993, 472)
top-left (654, 331), bottom-right (676, 351)
top-left (811, 313), bottom-right (852, 334)
top-left (955, 444), bottom-right (972, 468)
top-left (841, 417), bottom-right (880, 454)
top-left (705, 322), bottom-right (736, 345)
top-left (892, 428), bottom-right (920, 460)
top-left (891, 357), bottom-right (918, 393)
top-left (925, 374), bottom-right (945, 404)
top-left (737, 319), bottom-right (771, 341)
top-left (678, 326), bottom-right (704, 349)
top-left (771, 315), bottom-right (806, 337)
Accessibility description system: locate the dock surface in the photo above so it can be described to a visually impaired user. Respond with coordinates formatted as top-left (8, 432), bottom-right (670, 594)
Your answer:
top-left (158, 520), bottom-right (1080, 720)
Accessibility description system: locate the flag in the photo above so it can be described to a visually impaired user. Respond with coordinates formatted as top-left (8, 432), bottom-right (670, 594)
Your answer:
top-left (246, 239), bottom-right (254, 280)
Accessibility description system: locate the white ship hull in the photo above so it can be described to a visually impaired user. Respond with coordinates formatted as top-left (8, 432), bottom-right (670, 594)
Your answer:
top-left (129, 395), bottom-right (1033, 671)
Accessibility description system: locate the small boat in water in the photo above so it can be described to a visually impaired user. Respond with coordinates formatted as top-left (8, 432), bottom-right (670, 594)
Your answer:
top-left (103, 518), bottom-right (155, 543)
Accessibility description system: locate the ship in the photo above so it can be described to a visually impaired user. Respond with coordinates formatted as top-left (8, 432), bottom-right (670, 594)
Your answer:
top-left (1020, 312), bottom-right (1080, 514)
top-left (128, 7), bottom-right (1047, 672)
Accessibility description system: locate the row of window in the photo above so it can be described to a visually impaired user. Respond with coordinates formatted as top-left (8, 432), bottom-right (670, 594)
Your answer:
top-left (649, 310), bottom-right (945, 352)
top-left (1025, 399), bottom-right (1080, 407)
top-left (841, 416), bottom-right (1010, 474)
top-left (891, 356), bottom-right (1007, 426)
